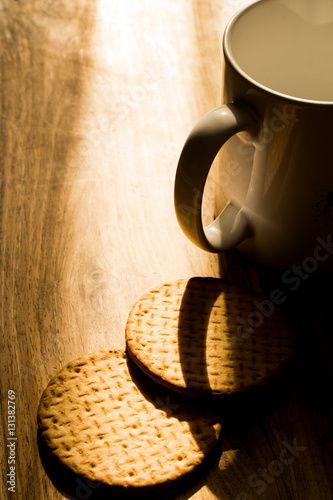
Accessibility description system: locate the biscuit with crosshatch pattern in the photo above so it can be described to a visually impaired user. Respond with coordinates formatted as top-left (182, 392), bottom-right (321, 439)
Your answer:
top-left (125, 277), bottom-right (295, 396)
top-left (37, 349), bottom-right (222, 493)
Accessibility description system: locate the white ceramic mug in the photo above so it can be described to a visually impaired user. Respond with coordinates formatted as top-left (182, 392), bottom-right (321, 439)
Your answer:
top-left (174, 0), bottom-right (333, 269)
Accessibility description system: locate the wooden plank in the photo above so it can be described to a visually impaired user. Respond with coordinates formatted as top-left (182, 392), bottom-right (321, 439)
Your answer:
top-left (0, 0), bottom-right (332, 498)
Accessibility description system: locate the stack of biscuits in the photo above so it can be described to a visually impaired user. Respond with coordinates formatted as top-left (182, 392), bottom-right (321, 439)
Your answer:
top-left (37, 277), bottom-right (295, 497)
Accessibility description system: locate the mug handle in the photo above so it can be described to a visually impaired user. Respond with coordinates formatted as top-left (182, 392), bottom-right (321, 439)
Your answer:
top-left (174, 102), bottom-right (257, 252)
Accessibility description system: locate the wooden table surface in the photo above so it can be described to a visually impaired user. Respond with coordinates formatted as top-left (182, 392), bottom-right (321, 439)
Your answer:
top-left (1, 0), bottom-right (332, 498)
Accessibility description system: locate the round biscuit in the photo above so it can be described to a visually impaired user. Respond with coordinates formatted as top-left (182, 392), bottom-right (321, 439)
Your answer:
top-left (125, 277), bottom-right (295, 396)
top-left (37, 349), bottom-right (222, 493)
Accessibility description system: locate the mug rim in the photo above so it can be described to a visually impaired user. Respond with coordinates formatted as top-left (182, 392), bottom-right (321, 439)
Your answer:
top-left (223, 0), bottom-right (333, 107)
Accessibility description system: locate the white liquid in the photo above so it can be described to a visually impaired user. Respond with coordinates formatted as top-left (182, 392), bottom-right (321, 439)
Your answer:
top-left (228, 0), bottom-right (333, 101)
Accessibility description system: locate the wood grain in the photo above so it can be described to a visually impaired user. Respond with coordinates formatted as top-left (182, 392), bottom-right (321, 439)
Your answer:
top-left (0, 0), bottom-right (332, 499)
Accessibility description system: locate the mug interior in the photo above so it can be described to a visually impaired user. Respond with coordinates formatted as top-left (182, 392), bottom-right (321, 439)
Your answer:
top-left (224, 0), bottom-right (333, 104)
